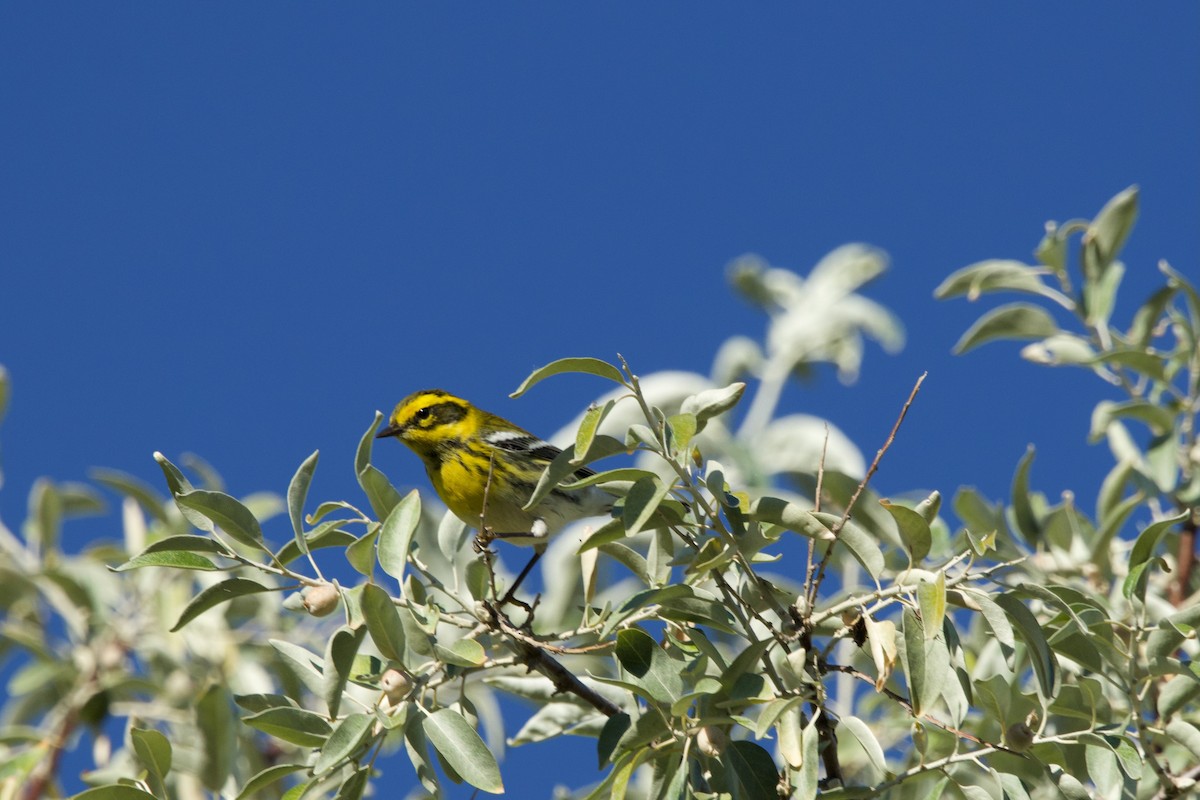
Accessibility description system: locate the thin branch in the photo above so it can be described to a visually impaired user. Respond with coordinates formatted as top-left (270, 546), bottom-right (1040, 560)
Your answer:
top-left (807, 372), bottom-right (927, 607)
top-left (483, 602), bottom-right (621, 717)
top-left (1170, 510), bottom-right (1197, 606)
top-left (825, 663), bottom-right (1015, 752)
top-left (806, 424), bottom-right (831, 599)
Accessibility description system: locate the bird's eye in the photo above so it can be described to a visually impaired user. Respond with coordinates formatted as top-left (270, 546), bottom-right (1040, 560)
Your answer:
top-left (414, 407), bottom-right (432, 422)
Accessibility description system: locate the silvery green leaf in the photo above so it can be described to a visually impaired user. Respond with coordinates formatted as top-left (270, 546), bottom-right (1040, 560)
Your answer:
top-left (934, 259), bottom-right (1056, 301)
top-left (1020, 333), bottom-right (1096, 365)
top-left (680, 382), bottom-right (746, 422)
top-left (511, 357), bottom-right (626, 398)
top-left (953, 303), bottom-right (1059, 354)
top-left (1087, 185), bottom-right (1139, 266)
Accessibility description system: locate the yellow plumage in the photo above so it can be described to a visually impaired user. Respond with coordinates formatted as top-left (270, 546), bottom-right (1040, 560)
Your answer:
top-left (376, 389), bottom-right (612, 545)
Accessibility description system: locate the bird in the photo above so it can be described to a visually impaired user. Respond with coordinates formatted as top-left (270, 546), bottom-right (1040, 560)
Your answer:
top-left (375, 389), bottom-right (613, 602)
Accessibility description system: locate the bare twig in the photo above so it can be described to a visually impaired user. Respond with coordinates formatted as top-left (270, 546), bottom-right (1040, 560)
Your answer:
top-left (826, 663), bottom-right (1016, 752)
top-left (483, 602), bottom-right (621, 717)
top-left (1170, 510), bottom-right (1197, 606)
top-left (806, 424), bottom-right (831, 596)
top-left (807, 373), bottom-right (927, 607)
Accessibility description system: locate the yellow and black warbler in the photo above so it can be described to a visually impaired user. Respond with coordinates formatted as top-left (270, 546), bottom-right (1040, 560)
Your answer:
top-left (375, 389), bottom-right (613, 597)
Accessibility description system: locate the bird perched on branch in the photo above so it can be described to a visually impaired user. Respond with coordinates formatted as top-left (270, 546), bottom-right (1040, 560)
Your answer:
top-left (376, 389), bottom-right (612, 602)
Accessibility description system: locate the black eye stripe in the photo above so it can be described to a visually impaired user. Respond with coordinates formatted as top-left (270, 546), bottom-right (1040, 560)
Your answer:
top-left (414, 401), bottom-right (467, 427)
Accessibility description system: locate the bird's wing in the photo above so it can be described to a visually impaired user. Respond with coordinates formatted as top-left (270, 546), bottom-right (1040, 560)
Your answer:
top-left (483, 430), bottom-right (597, 479)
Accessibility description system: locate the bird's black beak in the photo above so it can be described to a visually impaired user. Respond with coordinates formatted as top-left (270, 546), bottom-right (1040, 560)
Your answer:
top-left (376, 422), bottom-right (403, 439)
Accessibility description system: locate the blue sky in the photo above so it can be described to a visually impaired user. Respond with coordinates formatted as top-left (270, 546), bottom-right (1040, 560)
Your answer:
top-left (1, 4), bottom-right (1197, 797)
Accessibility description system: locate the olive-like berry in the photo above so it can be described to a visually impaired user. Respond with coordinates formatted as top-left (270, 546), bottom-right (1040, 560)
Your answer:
top-left (302, 584), bottom-right (339, 617)
top-left (380, 668), bottom-right (412, 703)
top-left (1005, 721), bottom-right (1035, 753)
top-left (696, 726), bottom-right (728, 758)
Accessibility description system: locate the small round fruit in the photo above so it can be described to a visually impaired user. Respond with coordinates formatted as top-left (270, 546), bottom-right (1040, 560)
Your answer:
top-left (302, 584), bottom-right (339, 617)
top-left (696, 726), bottom-right (728, 758)
top-left (380, 668), bottom-right (412, 703)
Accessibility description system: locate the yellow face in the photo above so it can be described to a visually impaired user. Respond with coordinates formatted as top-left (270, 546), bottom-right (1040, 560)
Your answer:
top-left (376, 389), bottom-right (476, 457)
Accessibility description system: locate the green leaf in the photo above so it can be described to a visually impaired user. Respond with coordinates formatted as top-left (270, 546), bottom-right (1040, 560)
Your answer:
top-left (287, 450), bottom-right (320, 551)
top-left (56, 481), bottom-right (107, 517)
top-left (275, 520), bottom-right (358, 566)
top-left (1165, 719), bottom-right (1200, 761)
top-left (1123, 511), bottom-right (1189, 601)
top-left (914, 490), bottom-right (941, 523)
top-left (243, 707), bottom-right (333, 747)
top-left (234, 764), bottom-right (308, 800)
top-left (952, 303), bottom-right (1059, 354)
top-left (115, 550), bottom-right (221, 571)
top-left (345, 525), bottom-right (380, 576)
top-left (1009, 445), bottom-right (1041, 546)
top-left (614, 627), bottom-right (681, 705)
top-left (176, 489), bottom-right (266, 551)
top-left (358, 464), bottom-right (403, 522)
top-left (91, 468), bottom-right (172, 524)
top-left (561, 465), bottom-right (657, 491)
top-left (436, 638), bottom-right (486, 667)
top-left (154, 451), bottom-right (212, 531)
top-left (334, 767), bottom-right (369, 800)
top-left (680, 382), bottom-right (747, 423)
top-left (821, 512), bottom-right (885, 579)
top-left (1090, 400), bottom-right (1175, 442)
top-left (665, 412), bottom-right (698, 456)
top-left (901, 608), bottom-right (927, 715)
top-left (27, 479), bottom-right (62, 551)
top-left (361, 583), bottom-right (406, 662)
top-left (313, 713), bottom-right (373, 775)
top-left (917, 573), bottom-right (946, 640)
top-left (423, 708), bottom-right (505, 793)
top-left (510, 357), bottom-right (626, 398)
top-left (377, 489), bottom-right (421, 585)
top-left (71, 790), bottom-right (160, 800)
top-left (140, 534), bottom-right (234, 555)
top-left (950, 589), bottom-right (1015, 667)
top-left (1089, 350), bottom-right (1167, 383)
top-left (934, 259), bottom-right (1056, 301)
top-left (324, 625), bottom-right (367, 718)
top-left (879, 500), bottom-right (931, 562)
top-left (1082, 258), bottom-right (1125, 327)
top-left (356, 413), bottom-right (403, 519)
top-left (130, 727), bottom-right (172, 786)
top-left (1162, 260), bottom-right (1200, 326)
top-left (839, 715), bottom-right (886, 774)
top-left (1020, 333), bottom-right (1097, 366)
top-left (995, 592), bottom-right (1059, 698)
top-left (196, 684), bottom-right (236, 791)
top-left (1130, 511), bottom-right (1189, 571)
top-left (576, 398), bottom-right (617, 462)
top-left (1035, 223), bottom-right (1081, 277)
top-left (1147, 602), bottom-right (1200, 665)
top-left (797, 713), bottom-right (820, 798)
top-left (718, 638), bottom-right (773, 694)
top-left (171, 578), bottom-right (274, 632)
top-left (270, 640), bottom-right (326, 696)
top-left (748, 497), bottom-right (835, 541)
top-left (1087, 185), bottom-right (1139, 267)
top-left (596, 712), bottom-right (630, 767)
top-left (622, 475), bottom-right (672, 537)
top-left (726, 740), bottom-right (779, 800)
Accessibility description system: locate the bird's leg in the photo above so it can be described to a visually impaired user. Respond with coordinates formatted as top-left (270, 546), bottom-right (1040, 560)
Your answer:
top-left (474, 453), bottom-right (498, 555)
top-left (499, 549), bottom-right (543, 609)
top-left (473, 525), bottom-right (496, 554)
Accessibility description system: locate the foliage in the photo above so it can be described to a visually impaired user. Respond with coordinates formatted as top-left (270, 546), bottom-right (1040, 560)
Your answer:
top-left (1, 190), bottom-right (1198, 799)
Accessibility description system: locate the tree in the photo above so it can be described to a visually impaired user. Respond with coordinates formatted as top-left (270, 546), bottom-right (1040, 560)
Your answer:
top-left (1, 187), bottom-right (1197, 799)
